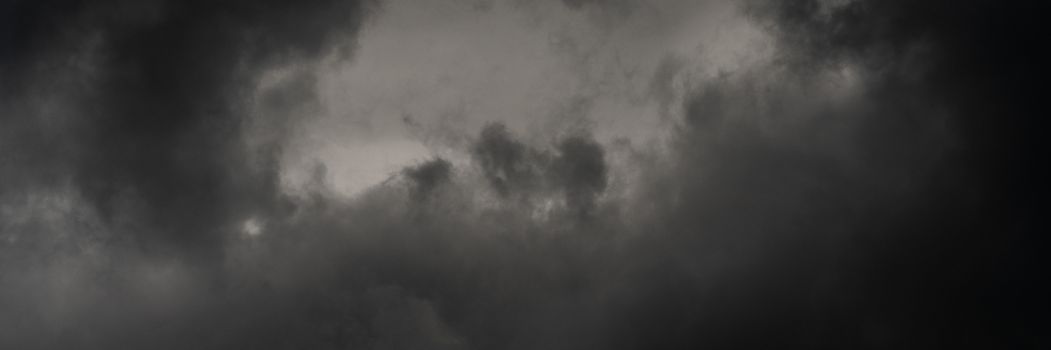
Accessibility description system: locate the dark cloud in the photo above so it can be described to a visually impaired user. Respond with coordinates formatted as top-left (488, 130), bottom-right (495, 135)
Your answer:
top-left (745, 1), bottom-right (1049, 347)
top-left (470, 122), bottom-right (609, 219)
top-left (1, 0), bottom-right (372, 256)
top-left (1, 0), bottom-right (1045, 349)
top-left (472, 122), bottom-right (546, 198)
top-left (551, 135), bottom-right (608, 217)
top-left (403, 158), bottom-right (452, 201)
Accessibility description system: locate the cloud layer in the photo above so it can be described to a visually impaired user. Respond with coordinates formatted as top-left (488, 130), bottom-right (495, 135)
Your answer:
top-left (1, 0), bottom-right (1046, 349)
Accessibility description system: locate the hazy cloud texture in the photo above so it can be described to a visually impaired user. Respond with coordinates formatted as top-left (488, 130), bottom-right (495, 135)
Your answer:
top-left (1, 0), bottom-right (1046, 349)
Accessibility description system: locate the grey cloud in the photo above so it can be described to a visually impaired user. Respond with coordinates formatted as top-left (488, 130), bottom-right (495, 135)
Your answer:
top-left (402, 158), bottom-right (453, 201)
top-left (551, 135), bottom-right (608, 217)
top-left (472, 122), bottom-right (547, 198)
top-left (1, 0), bottom-right (373, 257)
top-left (470, 122), bottom-right (609, 218)
top-left (1, 0), bottom-right (1045, 349)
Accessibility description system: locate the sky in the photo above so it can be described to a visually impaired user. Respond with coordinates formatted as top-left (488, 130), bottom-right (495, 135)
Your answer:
top-left (0, 0), bottom-right (1047, 349)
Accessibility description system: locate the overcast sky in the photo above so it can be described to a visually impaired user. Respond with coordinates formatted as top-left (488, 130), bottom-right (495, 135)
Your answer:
top-left (1, 0), bottom-right (1046, 349)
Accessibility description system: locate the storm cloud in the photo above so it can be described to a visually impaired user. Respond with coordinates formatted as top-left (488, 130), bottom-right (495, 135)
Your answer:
top-left (1, 0), bottom-right (1046, 349)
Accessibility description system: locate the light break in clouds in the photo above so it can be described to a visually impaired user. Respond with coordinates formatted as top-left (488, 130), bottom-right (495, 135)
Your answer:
top-left (0, 0), bottom-right (1046, 349)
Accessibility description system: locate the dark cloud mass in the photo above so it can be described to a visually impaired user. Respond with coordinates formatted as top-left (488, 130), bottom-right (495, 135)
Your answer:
top-left (471, 122), bottom-right (608, 218)
top-left (1, 0), bottom-right (372, 255)
top-left (1, 0), bottom-right (1046, 349)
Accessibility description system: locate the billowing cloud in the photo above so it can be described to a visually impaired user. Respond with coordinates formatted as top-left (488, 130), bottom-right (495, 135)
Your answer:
top-left (1, 0), bottom-right (1045, 349)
